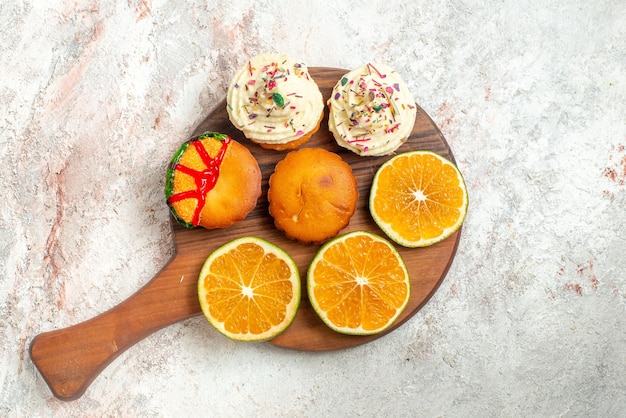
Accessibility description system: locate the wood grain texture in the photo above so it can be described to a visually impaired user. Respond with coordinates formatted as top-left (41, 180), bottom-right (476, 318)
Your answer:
top-left (29, 67), bottom-right (461, 401)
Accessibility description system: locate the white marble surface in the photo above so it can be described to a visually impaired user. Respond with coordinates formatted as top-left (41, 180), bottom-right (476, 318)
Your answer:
top-left (2, 0), bottom-right (626, 416)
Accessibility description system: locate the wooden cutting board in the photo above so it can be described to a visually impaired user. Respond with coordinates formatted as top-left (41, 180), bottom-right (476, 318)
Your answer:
top-left (29, 67), bottom-right (462, 401)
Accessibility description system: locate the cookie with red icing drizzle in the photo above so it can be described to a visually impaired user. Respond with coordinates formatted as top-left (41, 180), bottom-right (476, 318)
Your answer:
top-left (165, 131), bottom-right (261, 229)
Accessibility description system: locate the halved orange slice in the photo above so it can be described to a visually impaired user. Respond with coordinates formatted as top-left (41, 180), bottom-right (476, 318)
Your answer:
top-left (307, 231), bottom-right (410, 335)
top-left (198, 237), bottom-right (300, 342)
top-left (370, 150), bottom-right (468, 247)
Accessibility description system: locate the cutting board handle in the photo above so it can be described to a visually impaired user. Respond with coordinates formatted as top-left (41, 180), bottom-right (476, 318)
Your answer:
top-left (29, 253), bottom-right (201, 401)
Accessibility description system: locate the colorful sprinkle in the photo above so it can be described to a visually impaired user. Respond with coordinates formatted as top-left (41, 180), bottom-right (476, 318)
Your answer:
top-left (273, 93), bottom-right (285, 107)
top-left (367, 63), bottom-right (386, 79)
top-left (385, 123), bottom-right (400, 133)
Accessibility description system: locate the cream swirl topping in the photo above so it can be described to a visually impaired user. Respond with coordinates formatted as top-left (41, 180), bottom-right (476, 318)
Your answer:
top-left (328, 63), bottom-right (417, 156)
top-left (227, 54), bottom-right (324, 145)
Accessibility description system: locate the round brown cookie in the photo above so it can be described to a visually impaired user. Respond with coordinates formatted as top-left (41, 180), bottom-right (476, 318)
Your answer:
top-left (268, 148), bottom-right (358, 244)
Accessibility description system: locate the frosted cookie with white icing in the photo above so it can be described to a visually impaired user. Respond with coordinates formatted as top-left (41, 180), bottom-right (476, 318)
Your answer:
top-left (227, 53), bottom-right (324, 151)
top-left (327, 63), bottom-right (417, 156)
